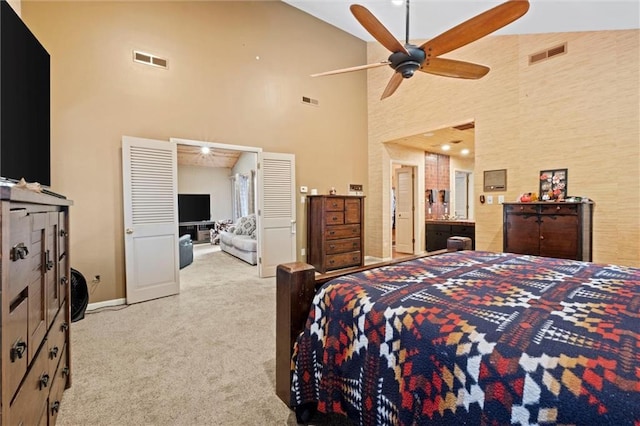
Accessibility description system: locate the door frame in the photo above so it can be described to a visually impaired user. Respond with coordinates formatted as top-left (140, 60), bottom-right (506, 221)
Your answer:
top-left (390, 161), bottom-right (420, 256)
top-left (453, 169), bottom-right (474, 220)
top-left (170, 138), bottom-right (262, 272)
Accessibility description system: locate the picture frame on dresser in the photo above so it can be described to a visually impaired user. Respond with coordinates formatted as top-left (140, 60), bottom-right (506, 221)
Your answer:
top-left (539, 168), bottom-right (568, 201)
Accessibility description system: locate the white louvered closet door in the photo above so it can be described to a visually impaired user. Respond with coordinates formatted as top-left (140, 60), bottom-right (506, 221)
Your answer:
top-left (122, 136), bottom-right (180, 304)
top-left (257, 152), bottom-right (296, 278)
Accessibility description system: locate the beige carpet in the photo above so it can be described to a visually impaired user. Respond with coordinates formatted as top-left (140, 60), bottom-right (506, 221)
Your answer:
top-left (57, 244), bottom-right (301, 425)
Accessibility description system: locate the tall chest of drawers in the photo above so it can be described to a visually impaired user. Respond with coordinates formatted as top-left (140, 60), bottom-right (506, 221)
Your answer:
top-left (307, 195), bottom-right (365, 273)
top-left (1, 187), bottom-right (72, 425)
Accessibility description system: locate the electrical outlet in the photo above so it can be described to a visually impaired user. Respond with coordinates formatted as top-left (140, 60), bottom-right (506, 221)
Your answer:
top-left (300, 186), bottom-right (308, 193)
top-left (301, 248), bottom-right (306, 256)
top-left (92, 275), bottom-right (101, 284)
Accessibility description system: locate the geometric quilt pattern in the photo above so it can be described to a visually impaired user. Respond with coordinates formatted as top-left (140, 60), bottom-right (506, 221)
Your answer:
top-left (290, 251), bottom-right (640, 425)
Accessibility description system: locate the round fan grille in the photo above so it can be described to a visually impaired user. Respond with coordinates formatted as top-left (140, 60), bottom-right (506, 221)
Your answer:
top-left (71, 268), bottom-right (89, 322)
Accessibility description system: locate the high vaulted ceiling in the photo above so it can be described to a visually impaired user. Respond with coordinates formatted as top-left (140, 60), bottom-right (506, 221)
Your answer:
top-left (284, 1), bottom-right (639, 43)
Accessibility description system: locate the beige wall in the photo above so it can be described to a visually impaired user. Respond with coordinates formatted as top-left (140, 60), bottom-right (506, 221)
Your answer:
top-left (367, 30), bottom-right (640, 267)
top-left (22, 1), bottom-right (368, 303)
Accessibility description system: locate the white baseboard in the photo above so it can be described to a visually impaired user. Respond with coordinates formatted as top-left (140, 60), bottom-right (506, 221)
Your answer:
top-left (86, 298), bottom-right (126, 312)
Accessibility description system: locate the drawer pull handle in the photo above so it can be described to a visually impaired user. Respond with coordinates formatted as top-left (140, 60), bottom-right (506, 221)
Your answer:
top-left (60, 229), bottom-right (68, 237)
top-left (329, 245), bottom-right (335, 249)
top-left (10, 243), bottom-right (29, 261)
top-left (10, 340), bottom-right (27, 362)
top-left (39, 373), bottom-right (50, 390)
top-left (332, 216), bottom-right (338, 221)
top-left (51, 401), bottom-right (61, 415)
top-left (329, 260), bottom-right (335, 264)
top-left (329, 231), bottom-right (335, 235)
top-left (62, 366), bottom-right (70, 377)
top-left (50, 346), bottom-right (59, 359)
top-left (45, 250), bottom-right (54, 271)
top-left (61, 322), bottom-right (69, 332)
top-left (61, 276), bottom-right (69, 286)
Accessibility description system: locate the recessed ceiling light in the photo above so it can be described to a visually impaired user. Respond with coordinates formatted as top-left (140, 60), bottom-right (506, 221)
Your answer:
top-left (461, 148), bottom-right (470, 155)
top-left (442, 144), bottom-right (451, 151)
top-left (201, 146), bottom-right (210, 154)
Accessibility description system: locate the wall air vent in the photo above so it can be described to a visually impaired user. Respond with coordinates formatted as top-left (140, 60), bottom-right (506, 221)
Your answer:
top-left (529, 42), bottom-right (567, 65)
top-left (301, 96), bottom-right (319, 107)
top-left (133, 50), bottom-right (168, 69)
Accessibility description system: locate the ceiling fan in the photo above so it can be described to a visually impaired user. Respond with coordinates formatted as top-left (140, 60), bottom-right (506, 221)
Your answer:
top-left (311, 0), bottom-right (530, 99)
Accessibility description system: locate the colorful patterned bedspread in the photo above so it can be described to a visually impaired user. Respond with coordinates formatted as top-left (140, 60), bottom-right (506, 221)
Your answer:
top-left (291, 251), bottom-right (640, 425)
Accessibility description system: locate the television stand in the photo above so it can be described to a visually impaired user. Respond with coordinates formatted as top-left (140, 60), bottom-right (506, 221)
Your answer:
top-left (179, 221), bottom-right (215, 243)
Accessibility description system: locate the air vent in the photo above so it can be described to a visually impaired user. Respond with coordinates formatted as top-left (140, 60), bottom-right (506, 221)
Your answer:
top-left (133, 50), bottom-right (168, 69)
top-left (301, 96), bottom-right (319, 107)
top-left (453, 122), bottom-right (475, 131)
top-left (529, 43), bottom-right (567, 65)
top-left (450, 140), bottom-right (462, 144)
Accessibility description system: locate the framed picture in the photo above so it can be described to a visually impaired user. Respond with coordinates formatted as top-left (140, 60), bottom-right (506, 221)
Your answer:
top-left (539, 168), bottom-right (568, 201)
top-left (483, 169), bottom-right (507, 192)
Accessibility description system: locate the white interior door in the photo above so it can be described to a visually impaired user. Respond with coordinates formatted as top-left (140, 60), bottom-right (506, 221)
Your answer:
top-left (122, 136), bottom-right (180, 304)
top-left (257, 152), bottom-right (296, 277)
top-left (454, 171), bottom-right (469, 219)
top-left (395, 166), bottom-right (414, 254)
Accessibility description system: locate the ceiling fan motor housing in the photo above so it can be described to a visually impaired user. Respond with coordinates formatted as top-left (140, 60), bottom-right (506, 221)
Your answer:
top-left (389, 45), bottom-right (426, 78)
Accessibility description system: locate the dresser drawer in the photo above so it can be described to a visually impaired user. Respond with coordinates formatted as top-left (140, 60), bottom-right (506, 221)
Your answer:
top-left (8, 211), bottom-right (34, 301)
top-left (325, 211), bottom-right (344, 225)
top-left (326, 237), bottom-right (361, 254)
top-left (539, 203), bottom-right (578, 215)
top-left (7, 297), bottom-right (29, 400)
top-left (326, 251), bottom-right (361, 270)
top-left (49, 344), bottom-right (69, 425)
top-left (325, 224), bottom-right (360, 240)
top-left (48, 301), bottom-right (69, 374)
top-left (504, 204), bottom-right (538, 214)
top-left (9, 342), bottom-right (50, 426)
top-left (324, 198), bottom-right (344, 211)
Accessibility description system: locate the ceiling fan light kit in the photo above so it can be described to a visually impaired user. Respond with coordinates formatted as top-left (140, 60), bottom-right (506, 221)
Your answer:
top-left (312, 0), bottom-right (530, 99)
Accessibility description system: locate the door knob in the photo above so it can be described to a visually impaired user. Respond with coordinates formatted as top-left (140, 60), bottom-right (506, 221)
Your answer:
top-left (126, 228), bottom-right (134, 234)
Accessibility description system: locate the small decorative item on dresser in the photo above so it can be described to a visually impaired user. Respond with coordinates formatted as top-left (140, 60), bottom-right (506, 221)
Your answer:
top-left (329, 187), bottom-right (337, 195)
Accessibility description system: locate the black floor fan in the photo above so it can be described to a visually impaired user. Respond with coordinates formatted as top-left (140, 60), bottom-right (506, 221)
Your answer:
top-left (71, 268), bottom-right (89, 322)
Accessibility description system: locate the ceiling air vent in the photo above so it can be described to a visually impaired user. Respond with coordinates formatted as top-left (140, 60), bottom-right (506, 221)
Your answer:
top-left (301, 96), bottom-right (319, 107)
top-left (529, 42), bottom-right (567, 65)
top-left (133, 50), bottom-right (168, 69)
top-left (453, 122), bottom-right (475, 131)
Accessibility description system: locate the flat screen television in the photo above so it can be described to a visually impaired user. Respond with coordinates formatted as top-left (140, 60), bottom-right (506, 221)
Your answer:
top-left (178, 194), bottom-right (210, 223)
top-left (1, 0), bottom-right (51, 187)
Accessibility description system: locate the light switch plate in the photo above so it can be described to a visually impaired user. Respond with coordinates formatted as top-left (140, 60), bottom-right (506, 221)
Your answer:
top-left (487, 195), bottom-right (494, 204)
top-left (498, 195), bottom-right (505, 204)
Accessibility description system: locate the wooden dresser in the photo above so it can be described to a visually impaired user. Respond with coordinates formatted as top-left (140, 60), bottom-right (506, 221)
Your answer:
top-left (1, 186), bottom-right (72, 425)
top-left (307, 195), bottom-right (365, 273)
top-left (503, 201), bottom-right (593, 261)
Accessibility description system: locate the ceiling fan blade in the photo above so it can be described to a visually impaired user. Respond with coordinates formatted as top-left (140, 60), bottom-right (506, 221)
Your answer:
top-left (380, 72), bottom-right (404, 100)
top-left (420, 58), bottom-right (490, 79)
top-left (350, 4), bottom-right (409, 55)
top-left (420, 0), bottom-right (530, 57)
top-left (311, 61), bottom-right (390, 77)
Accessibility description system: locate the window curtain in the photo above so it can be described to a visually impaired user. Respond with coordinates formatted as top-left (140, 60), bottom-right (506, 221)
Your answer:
top-left (231, 171), bottom-right (256, 221)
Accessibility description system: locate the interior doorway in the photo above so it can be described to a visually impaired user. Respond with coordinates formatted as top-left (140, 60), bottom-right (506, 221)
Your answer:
top-left (454, 170), bottom-right (473, 219)
top-left (391, 163), bottom-right (417, 258)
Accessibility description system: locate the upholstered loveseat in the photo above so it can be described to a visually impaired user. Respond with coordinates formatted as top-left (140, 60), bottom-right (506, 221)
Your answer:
top-left (219, 214), bottom-right (257, 265)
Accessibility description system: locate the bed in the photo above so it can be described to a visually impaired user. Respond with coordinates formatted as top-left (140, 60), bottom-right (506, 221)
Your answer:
top-left (275, 251), bottom-right (640, 425)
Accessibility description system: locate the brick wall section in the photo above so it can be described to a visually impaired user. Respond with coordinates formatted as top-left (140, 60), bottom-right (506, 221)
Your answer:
top-left (425, 153), bottom-right (450, 219)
